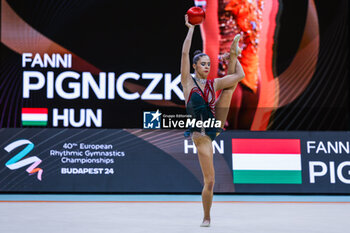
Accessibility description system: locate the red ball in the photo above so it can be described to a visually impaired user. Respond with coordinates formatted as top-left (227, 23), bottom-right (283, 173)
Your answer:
top-left (187, 7), bottom-right (205, 25)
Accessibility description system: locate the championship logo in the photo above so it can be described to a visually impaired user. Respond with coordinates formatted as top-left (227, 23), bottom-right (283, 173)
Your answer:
top-left (4, 139), bottom-right (43, 181)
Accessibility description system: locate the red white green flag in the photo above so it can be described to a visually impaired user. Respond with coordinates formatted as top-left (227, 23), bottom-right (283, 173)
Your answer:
top-left (21, 108), bottom-right (48, 126)
top-left (232, 139), bottom-right (302, 184)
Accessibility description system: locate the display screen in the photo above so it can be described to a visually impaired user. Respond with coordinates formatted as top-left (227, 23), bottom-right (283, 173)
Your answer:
top-left (0, 0), bottom-right (348, 130)
top-left (1, 128), bottom-right (350, 194)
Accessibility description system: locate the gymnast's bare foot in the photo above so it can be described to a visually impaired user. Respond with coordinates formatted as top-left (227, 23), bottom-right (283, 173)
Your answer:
top-left (200, 218), bottom-right (211, 227)
top-left (231, 34), bottom-right (242, 56)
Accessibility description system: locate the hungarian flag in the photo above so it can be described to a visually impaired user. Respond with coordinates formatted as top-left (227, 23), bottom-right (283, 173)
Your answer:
top-left (21, 108), bottom-right (48, 126)
top-left (232, 139), bottom-right (302, 184)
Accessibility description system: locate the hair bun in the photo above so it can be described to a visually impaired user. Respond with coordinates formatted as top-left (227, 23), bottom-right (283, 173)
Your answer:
top-left (192, 50), bottom-right (207, 64)
top-left (193, 50), bottom-right (202, 56)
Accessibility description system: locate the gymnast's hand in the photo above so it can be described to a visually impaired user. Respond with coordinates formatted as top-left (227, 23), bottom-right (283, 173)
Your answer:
top-left (185, 14), bottom-right (195, 29)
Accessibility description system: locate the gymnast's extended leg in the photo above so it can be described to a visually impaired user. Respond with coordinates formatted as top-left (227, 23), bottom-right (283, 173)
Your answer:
top-left (215, 36), bottom-right (242, 126)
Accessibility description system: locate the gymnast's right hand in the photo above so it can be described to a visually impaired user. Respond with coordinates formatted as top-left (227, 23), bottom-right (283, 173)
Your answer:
top-left (185, 14), bottom-right (195, 29)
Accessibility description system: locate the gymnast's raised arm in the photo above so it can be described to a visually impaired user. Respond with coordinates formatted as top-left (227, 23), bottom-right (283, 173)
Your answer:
top-left (181, 15), bottom-right (195, 86)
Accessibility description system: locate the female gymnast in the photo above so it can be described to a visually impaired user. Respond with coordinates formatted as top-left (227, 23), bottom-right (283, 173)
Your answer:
top-left (181, 15), bottom-right (245, 227)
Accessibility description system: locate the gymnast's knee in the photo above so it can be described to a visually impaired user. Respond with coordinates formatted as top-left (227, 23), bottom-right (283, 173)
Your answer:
top-left (204, 176), bottom-right (215, 191)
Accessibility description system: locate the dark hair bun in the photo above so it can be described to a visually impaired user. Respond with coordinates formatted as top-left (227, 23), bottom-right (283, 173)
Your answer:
top-left (193, 50), bottom-right (202, 56)
top-left (192, 50), bottom-right (207, 64)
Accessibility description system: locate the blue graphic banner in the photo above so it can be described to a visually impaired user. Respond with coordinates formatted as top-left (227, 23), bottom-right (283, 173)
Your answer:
top-left (0, 129), bottom-right (349, 193)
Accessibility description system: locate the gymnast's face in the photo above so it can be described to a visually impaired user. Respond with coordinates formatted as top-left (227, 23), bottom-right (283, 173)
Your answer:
top-left (193, 55), bottom-right (211, 78)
